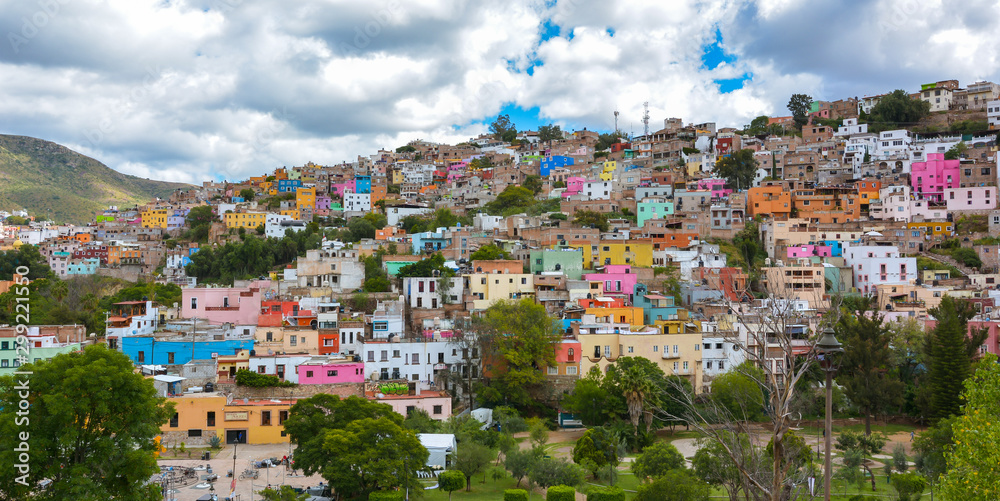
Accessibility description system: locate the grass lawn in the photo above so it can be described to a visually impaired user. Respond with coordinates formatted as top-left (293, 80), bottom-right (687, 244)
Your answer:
top-left (795, 421), bottom-right (922, 437)
top-left (418, 475), bottom-right (546, 501)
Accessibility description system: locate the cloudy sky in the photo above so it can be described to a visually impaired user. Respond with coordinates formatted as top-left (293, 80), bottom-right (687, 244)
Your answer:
top-left (1, 0), bottom-right (999, 184)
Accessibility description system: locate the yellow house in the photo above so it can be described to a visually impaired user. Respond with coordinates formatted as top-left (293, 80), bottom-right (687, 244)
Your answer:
top-left (296, 186), bottom-right (317, 210)
top-left (391, 168), bottom-right (404, 185)
top-left (260, 181), bottom-right (273, 192)
top-left (253, 327), bottom-right (320, 356)
top-left (907, 221), bottom-right (954, 237)
top-left (160, 393), bottom-right (296, 446)
top-left (465, 273), bottom-right (534, 310)
top-left (223, 211), bottom-right (267, 229)
top-left (599, 161), bottom-right (616, 181)
top-left (578, 325), bottom-right (704, 392)
top-left (594, 242), bottom-right (653, 268)
top-left (280, 208), bottom-right (301, 220)
top-left (585, 306), bottom-right (645, 327)
top-left (141, 209), bottom-right (169, 228)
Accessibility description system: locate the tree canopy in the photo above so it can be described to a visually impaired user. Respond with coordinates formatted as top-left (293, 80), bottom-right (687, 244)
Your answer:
top-left (868, 89), bottom-right (931, 130)
top-left (940, 355), bottom-right (1000, 497)
top-left (786, 94), bottom-right (812, 130)
top-left (490, 114), bottom-right (517, 142)
top-left (924, 296), bottom-right (987, 421)
top-left (483, 186), bottom-right (537, 216)
top-left (538, 124), bottom-right (563, 142)
top-left (470, 244), bottom-right (511, 261)
top-left (573, 210), bottom-right (609, 232)
top-left (713, 149), bottom-right (759, 191)
top-left (0, 345), bottom-right (173, 500)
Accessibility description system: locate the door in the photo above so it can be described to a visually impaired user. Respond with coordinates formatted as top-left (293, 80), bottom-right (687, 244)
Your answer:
top-left (226, 430), bottom-right (247, 444)
top-left (229, 366), bottom-right (236, 378)
top-left (276, 365), bottom-right (285, 380)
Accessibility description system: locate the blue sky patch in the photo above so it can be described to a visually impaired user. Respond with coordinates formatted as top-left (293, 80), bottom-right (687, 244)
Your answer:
top-left (701, 28), bottom-right (737, 70)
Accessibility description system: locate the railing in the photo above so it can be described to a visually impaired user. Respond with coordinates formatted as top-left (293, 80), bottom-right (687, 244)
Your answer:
top-left (662, 351), bottom-right (680, 359)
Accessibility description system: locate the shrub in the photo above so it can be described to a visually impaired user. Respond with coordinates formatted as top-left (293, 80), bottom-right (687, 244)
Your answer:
top-left (438, 471), bottom-right (466, 501)
top-left (891, 472), bottom-right (927, 501)
top-left (586, 486), bottom-right (625, 501)
top-left (547, 485), bottom-right (575, 501)
top-left (369, 491), bottom-right (404, 501)
top-left (208, 434), bottom-right (222, 449)
top-left (504, 489), bottom-right (529, 501)
top-left (234, 369), bottom-right (296, 388)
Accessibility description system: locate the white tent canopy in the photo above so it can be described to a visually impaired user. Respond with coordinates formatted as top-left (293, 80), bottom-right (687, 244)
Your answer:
top-left (417, 433), bottom-right (456, 469)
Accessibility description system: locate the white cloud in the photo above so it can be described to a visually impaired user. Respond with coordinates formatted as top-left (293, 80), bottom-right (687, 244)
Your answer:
top-left (0, 0), bottom-right (998, 185)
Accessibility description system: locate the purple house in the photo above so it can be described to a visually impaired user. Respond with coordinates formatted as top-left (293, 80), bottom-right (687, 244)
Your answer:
top-left (316, 195), bottom-right (332, 211)
top-left (787, 245), bottom-right (832, 258)
top-left (583, 265), bottom-right (640, 302)
top-left (296, 356), bottom-right (366, 384)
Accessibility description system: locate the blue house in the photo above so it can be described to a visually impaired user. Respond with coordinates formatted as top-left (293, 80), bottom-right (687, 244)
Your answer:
top-left (410, 230), bottom-right (451, 254)
top-left (540, 155), bottom-right (575, 177)
top-left (121, 337), bottom-right (255, 366)
top-left (820, 240), bottom-right (844, 257)
top-left (277, 179), bottom-right (303, 193)
top-left (355, 175), bottom-right (372, 194)
top-left (633, 284), bottom-right (681, 324)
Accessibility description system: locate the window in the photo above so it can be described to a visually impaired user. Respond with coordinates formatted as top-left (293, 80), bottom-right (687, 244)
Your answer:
top-left (653, 345), bottom-right (658, 352)
top-left (137, 351), bottom-right (145, 363)
top-left (167, 352), bottom-right (175, 364)
top-left (418, 281), bottom-right (424, 293)
top-left (290, 335), bottom-right (297, 346)
top-left (207, 412), bottom-right (215, 427)
top-left (695, 344), bottom-right (700, 351)
top-left (627, 346), bottom-right (634, 353)
top-left (191, 297), bottom-right (198, 309)
top-left (367, 351), bottom-right (375, 362)
top-left (433, 405), bottom-right (443, 415)
top-left (380, 350), bottom-right (388, 362)
top-left (567, 366), bottom-right (578, 375)
top-left (548, 366), bottom-right (558, 375)
top-left (706, 361), bottom-right (713, 369)
top-left (170, 413), bottom-right (178, 427)
top-left (327, 370), bottom-right (338, 377)
top-left (704, 343), bottom-right (711, 350)
top-left (188, 429), bottom-right (202, 437)
top-left (261, 411), bottom-right (271, 426)
top-left (718, 361), bottom-right (725, 370)
top-left (323, 338), bottom-right (334, 346)
top-left (306, 370), bottom-right (314, 378)
top-left (393, 350), bottom-right (400, 358)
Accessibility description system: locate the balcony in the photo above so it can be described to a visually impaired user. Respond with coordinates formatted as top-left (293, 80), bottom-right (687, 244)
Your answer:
top-left (662, 351), bottom-right (680, 359)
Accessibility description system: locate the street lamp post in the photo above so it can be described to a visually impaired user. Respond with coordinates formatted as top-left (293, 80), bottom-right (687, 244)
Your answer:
top-left (815, 327), bottom-right (843, 501)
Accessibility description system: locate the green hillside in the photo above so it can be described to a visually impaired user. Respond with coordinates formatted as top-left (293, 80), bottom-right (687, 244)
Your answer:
top-left (0, 135), bottom-right (193, 224)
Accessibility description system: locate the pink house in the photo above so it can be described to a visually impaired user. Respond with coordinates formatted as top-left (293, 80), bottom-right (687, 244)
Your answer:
top-left (697, 178), bottom-right (733, 199)
top-left (181, 280), bottom-right (269, 325)
top-left (366, 390), bottom-right (453, 420)
top-left (583, 265), bottom-right (640, 299)
top-left (562, 177), bottom-right (585, 198)
top-left (296, 356), bottom-right (366, 384)
top-left (911, 153), bottom-right (960, 201)
top-left (330, 180), bottom-right (356, 198)
top-left (787, 245), bottom-right (832, 258)
top-left (944, 187), bottom-right (997, 211)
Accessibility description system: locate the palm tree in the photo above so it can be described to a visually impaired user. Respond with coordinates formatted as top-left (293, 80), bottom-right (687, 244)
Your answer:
top-left (620, 366), bottom-right (653, 449)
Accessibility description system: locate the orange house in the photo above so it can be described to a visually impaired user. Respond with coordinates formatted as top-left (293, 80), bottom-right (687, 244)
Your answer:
top-left (370, 185), bottom-right (387, 205)
top-left (375, 226), bottom-right (406, 241)
top-left (856, 179), bottom-right (881, 211)
top-left (748, 184), bottom-right (792, 218)
top-left (792, 186), bottom-right (860, 224)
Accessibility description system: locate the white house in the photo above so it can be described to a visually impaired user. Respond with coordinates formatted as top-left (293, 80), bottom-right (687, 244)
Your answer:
top-left (582, 180), bottom-right (612, 200)
top-left (403, 277), bottom-right (464, 310)
top-left (988, 100), bottom-right (1000, 130)
top-left (842, 243), bottom-right (916, 295)
top-left (386, 205), bottom-right (433, 227)
top-left (343, 190), bottom-right (371, 213)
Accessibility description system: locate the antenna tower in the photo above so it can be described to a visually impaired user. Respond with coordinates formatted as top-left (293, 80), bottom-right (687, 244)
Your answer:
top-left (613, 110), bottom-right (620, 134)
top-left (642, 102), bottom-right (650, 137)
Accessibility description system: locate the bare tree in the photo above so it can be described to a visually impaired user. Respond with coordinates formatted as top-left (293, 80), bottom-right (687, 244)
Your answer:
top-left (661, 281), bottom-right (833, 501)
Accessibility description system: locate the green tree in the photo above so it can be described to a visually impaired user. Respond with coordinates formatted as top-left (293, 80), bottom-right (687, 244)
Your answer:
top-left (912, 416), bottom-right (954, 482)
top-left (835, 297), bottom-right (904, 435)
top-left (710, 362), bottom-right (766, 421)
top-left (633, 468), bottom-right (710, 501)
top-left (924, 295), bottom-right (987, 421)
top-left (940, 353), bottom-right (1000, 498)
top-left (891, 472), bottom-right (927, 501)
top-left (713, 149), bottom-right (759, 191)
top-left (239, 188), bottom-right (256, 201)
top-left (483, 186), bottom-right (536, 216)
top-left (259, 485), bottom-right (310, 501)
top-left (322, 417), bottom-right (429, 498)
top-left (0, 345), bottom-right (173, 500)
top-left (573, 210), bottom-right (609, 232)
top-left (538, 124), bottom-right (563, 142)
top-left (572, 427), bottom-right (623, 479)
top-left (691, 435), bottom-right (750, 501)
top-left (561, 370), bottom-right (614, 427)
top-left (505, 447), bottom-right (542, 487)
top-left (283, 395), bottom-right (402, 478)
top-left (403, 408), bottom-right (440, 434)
top-left (952, 247), bottom-right (982, 269)
top-left (453, 441), bottom-right (495, 491)
top-left (0, 245), bottom-right (52, 280)
top-left (595, 131), bottom-right (624, 151)
top-left (396, 253), bottom-right (452, 278)
top-left (185, 205), bottom-right (216, 241)
top-left (944, 141), bottom-right (967, 160)
top-left (523, 175), bottom-right (543, 195)
top-left (490, 114), bottom-right (516, 141)
top-left (528, 458), bottom-right (585, 489)
top-left (744, 115), bottom-right (770, 135)
top-left (396, 144), bottom-right (417, 153)
top-left (869, 89), bottom-right (931, 130)
top-left (470, 244), bottom-right (511, 261)
top-left (787, 94), bottom-right (812, 130)
top-left (631, 441), bottom-right (685, 482)
top-left (473, 299), bottom-right (561, 408)
top-left (439, 470), bottom-right (466, 501)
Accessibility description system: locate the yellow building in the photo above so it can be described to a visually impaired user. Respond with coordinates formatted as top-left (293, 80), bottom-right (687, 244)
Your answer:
top-left (599, 161), bottom-right (616, 181)
top-left (585, 306), bottom-right (645, 327)
top-left (578, 324), bottom-right (704, 392)
top-left (296, 186), bottom-right (317, 210)
top-left (280, 208), bottom-right (301, 220)
top-left (223, 211), bottom-right (267, 229)
top-left (141, 209), bottom-right (169, 228)
top-left (594, 241), bottom-right (653, 268)
top-left (252, 327), bottom-right (321, 355)
top-left (391, 168), bottom-right (404, 185)
top-left (160, 393), bottom-right (295, 446)
top-left (464, 273), bottom-right (535, 310)
top-left (907, 221), bottom-right (954, 237)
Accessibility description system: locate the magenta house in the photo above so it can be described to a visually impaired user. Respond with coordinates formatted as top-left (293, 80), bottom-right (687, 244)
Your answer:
top-left (562, 177), bottom-right (586, 198)
top-left (330, 180), bottom-right (357, 198)
top-left (697, 178), bottom-right (733, 199)
top-left (181, 280), bottom-right (269, 325)
top-left (583, 265), bottom-right (640, 300)
top-left (787, 245), bottom-right (832, 258)
top-left (296, 356), bottom-right (366, 384)
top-left (911, 153), bottom-right (960, 202)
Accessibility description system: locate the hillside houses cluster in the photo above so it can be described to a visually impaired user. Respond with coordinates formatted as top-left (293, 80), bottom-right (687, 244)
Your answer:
top-left (2, 81), bottom-right (1000, 445)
